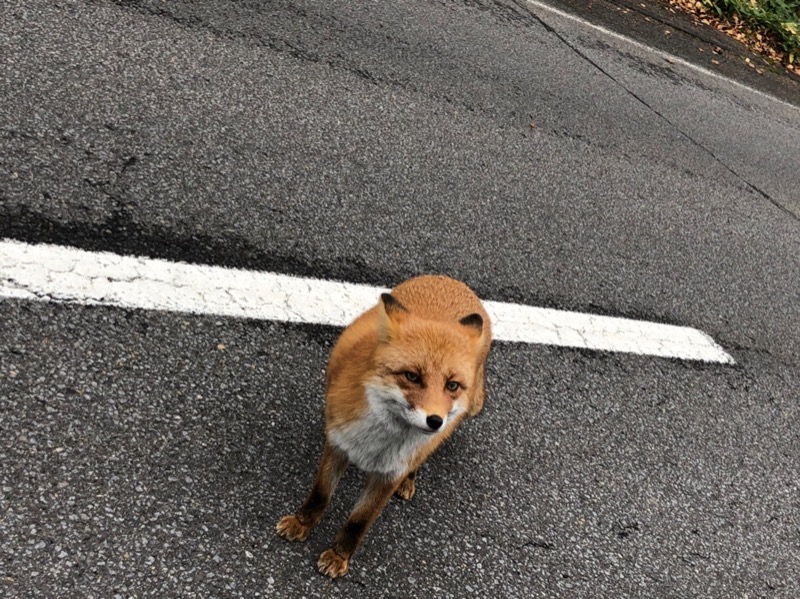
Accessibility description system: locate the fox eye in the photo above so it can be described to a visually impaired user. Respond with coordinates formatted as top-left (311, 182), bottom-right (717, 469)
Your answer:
top-left (404, 371), bottom-right (421, 384)
top-left (446, 380), bottom-right (460, 392)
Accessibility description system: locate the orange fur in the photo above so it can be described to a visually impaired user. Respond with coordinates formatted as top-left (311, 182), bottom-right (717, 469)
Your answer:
top-left (276, 275), bottom-right (492, 577)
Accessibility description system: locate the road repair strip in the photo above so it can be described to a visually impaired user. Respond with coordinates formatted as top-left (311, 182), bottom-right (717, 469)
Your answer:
top-left (0, 239), bottom-right (734, 363)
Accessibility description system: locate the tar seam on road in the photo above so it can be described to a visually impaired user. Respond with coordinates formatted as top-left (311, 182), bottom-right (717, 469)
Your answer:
top-left (0, 239), bottom-right (735, 363)
top-left (523, 0), bottom-right (800, 114)
top-left (521, 0), bottom-right (800, 222)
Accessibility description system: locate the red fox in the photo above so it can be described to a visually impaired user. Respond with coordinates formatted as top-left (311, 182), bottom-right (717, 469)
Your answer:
top-left (276, 275), bottom-right (492, 577)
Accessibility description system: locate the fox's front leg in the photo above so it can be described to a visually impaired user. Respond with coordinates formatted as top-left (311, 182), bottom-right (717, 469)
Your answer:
top-left (276, 442), bottom-right (348, 542)
top-left (394, 468), bottom-right (417, 501)
top-left (317, 473), bottom-right (400, 578)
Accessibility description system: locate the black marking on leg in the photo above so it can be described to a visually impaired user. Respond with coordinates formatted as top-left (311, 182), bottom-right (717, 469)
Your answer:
top-left (305, 487), bottom-right (327, 512)
top-left (300, 487), bottom-right (327, 520)
top-left (337, 519), bottom-right (368, 556)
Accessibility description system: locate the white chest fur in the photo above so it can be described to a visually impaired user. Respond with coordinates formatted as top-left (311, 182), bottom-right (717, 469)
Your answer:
top-left (328, 385), bottom-right (430, 479)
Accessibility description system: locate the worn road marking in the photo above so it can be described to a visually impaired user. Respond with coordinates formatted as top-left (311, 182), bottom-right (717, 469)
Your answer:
top-left (0, 239), bottom-right (734, 363)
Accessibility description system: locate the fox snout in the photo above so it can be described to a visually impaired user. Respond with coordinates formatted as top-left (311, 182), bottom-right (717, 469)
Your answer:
top-left (408, 405), bottom-right (448, 433)
top-left (413, 406), bottom-right (460, 434)
top-left (414, 409), bottom-right (445, 433)
top-left (426, 414), bottom-right (443, 431)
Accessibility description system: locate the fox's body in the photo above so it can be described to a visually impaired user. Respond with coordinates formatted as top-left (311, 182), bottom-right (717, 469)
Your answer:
top-left (276, 275), bottom-right (491, 577)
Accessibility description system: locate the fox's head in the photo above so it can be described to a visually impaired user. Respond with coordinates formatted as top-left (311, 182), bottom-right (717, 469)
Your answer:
top-left (367, 292), bottom-right (486, 435)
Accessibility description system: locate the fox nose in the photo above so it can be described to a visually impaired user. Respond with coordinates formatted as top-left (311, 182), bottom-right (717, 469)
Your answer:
top-left (426, 415), bottom-right (443, 431)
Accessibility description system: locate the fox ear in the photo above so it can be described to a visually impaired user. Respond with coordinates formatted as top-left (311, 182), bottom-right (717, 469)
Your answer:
top-left (459, 313), bottom-right (484, 337)
top-left (377, 293), bottom-right (408, 341)
top-left (380, 293), bottom-right (407, 317)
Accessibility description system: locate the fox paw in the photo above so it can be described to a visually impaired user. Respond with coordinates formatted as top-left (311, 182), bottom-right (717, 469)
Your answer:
top-left (318, 548), bottom-right (349, 578)
top-left (394, 477), bottom-right (416, 501)
top-left (275, 514), bottom-right (311, 542)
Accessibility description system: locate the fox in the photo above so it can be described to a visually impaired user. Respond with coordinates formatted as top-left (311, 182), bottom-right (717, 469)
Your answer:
top-left (275, 275), bottom-right (492, 578)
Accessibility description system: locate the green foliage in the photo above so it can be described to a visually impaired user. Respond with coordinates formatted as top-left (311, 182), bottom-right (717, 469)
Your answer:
top-left (702, 0), bottom-right (800, 58)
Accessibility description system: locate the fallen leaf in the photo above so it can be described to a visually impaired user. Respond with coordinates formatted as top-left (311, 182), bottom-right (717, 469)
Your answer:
top-left (667, 0), bottom-right (798, 77)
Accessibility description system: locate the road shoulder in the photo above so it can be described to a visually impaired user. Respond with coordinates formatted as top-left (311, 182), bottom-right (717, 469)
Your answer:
top-left (531, 0), bottom-right (800, 107)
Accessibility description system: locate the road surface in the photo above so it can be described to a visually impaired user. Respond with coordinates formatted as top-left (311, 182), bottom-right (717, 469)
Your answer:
top-left (1, 1), bottom-right (799, 597)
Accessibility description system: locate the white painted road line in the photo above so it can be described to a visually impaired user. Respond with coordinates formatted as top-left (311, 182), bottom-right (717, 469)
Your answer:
top-left (0, 239), bottom-right (734, 363)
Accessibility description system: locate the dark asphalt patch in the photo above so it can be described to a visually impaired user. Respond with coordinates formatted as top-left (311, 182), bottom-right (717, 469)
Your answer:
top-left (0, 204), bottom-right (716, 330)
top-left (0, 203), bottom-right (403, 292)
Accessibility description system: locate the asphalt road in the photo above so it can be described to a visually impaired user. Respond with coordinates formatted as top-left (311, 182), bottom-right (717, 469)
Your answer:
top-left (2, 0), bottom-right (799, 597)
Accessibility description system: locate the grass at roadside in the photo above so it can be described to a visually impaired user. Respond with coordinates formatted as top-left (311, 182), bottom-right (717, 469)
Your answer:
top-left (706, 0), bottom-right (799, 54)
top-left (668, 0), bottom-right (800, 75)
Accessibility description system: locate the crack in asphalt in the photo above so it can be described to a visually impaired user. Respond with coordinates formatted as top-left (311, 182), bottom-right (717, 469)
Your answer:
top-left (518, 3), bottom-right (800, 222)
